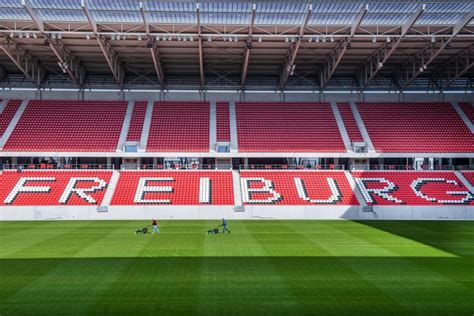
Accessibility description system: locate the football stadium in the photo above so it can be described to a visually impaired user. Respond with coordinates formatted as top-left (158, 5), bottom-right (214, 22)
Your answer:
top-left (0, 0), bottom-right (473, 314)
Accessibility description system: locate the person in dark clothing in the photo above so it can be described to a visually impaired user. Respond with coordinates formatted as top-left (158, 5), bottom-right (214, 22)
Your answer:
top-left (221, 218), bottom-right (230, 234)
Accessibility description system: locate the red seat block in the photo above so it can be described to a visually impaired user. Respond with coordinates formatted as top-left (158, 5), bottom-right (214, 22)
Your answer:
top-left (462, 171), bottom-right (474, 186)
top-left (351, 171), bottom-right (474, 205)
top-left (337, 103), bottom-right (364, 143)
top-left (236, 102), bottom-right (346, 152)
top-left (0, 99), bottom-right (22, 137)
top-left (459, 102), bottom-right (474, 123)
top-left (357, 102), bottom-right (474, 153)
top-left (126, 101), bottom-right (147, 142)
top-left (146, 102), bottom-right (210, 152)
top-left (3, 100), bottom-right (127, 152)
top-left (239, 171), bottom-right (358, 205)
top-left (111, 170), bottom-right (234, 205)
top-left (216, 102), bottom-right (231, 142)
top-left (0, 170), bottom-right (112, 206)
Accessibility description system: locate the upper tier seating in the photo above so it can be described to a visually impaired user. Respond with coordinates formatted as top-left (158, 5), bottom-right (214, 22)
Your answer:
top-left (351, 171), bottom-right (474, 205)
top-left (216, 102), bottom-right (231, 142)
top-left (239, 171), bottom-right (358, 205)
top-left (126, 101), bottom-right (147, 142)
top-left (356, 103), bottom-right (474, 153)
top-left (236, 102), bottom-right (345, 152)
top-left (147, 102), bottom-right (210, 152)
top-left (0, 170), bottom-right (112, 206)
top-left (111, 170), bottom-right (234, 205)
top-left (0, 100), bottom-right (21, 138)
top-left (337, 103), bottom-right (364, 143)
top-left (459, 102), bottom-right (474, 123)
top-left (3, 100), bottom-right (127, 152)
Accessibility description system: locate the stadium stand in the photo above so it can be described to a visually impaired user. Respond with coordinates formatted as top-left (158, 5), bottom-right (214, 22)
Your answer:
top-left (239, 171), bottom-right (358, 205)
top-left (337, 103), bottom-right (364, 143)
top-left (0, 99), bottom-right (21, 138)
top-left (356, 103), bottom-right (474, 153)
top-left (458, 102), bottom-right (474, 123)
top-left (0, 170), bottom-right (112, 205)
top-left (147, 102), bottom-right (210, 152)
top-left (462, 172), bottom-right (474, 186)
top-left (236, 102), bottom-right (345, 152)
top-left (3, 100), bottom-right (127, 152)
top-left (351, 171), bottom-right (474, 205)
top-left (216, 102), bottom-right (231, 142)
top-left (111, 170), bottom-right (234, 205)
top-left (126, 101), bottom-right (147, 142)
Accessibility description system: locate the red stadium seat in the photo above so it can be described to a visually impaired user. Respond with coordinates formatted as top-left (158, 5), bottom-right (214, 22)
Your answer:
top-left (111, 170), bottom-right (234, 205)
top-left (351, 171), bottom-right (474, 205)
top-left (458, 102), bottom-right (474, 123)
top-left (357, 102), bottom-right (474, 153)
top-left (216, 102), bottom-right (231, 142)
top-left (147, 102), bottom-right (210, 152)
top-left (0, 170), bottom-right (112, 205)
top-left (239, 171), bottom-right (358, 205)
top-left (3, 100), bottom-right (127, 152)
top-left (236, 102), bottom-right (346, 152)
top-left (337, 103), bottom-right (364, 143)
top-left (0, 99), bottom-right (22, 138)
top-left (126, 101), bottom-right (148, 142)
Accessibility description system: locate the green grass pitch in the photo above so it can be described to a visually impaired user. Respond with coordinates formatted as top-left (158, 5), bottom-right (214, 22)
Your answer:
top-left (1, 220), bottom-right (473, 315)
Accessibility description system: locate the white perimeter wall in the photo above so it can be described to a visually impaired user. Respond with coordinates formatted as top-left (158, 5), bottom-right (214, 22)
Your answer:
top-left (1, 205), bottom-right (472, 221)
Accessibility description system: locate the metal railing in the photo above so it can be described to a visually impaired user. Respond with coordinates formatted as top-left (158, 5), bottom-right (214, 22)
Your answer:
top-left (239, 164), bottom-right (345, 170)
top-left (2, 164), bottom-right (115, 170)
top-left (350, 165), bottom-right (456, 171)
top-left (122, 164), bottom-right (232, 170)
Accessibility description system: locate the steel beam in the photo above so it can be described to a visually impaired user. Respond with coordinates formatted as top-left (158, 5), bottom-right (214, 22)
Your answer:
top-left (432, 45), bottom-right (474, 89)
top-left (81, 0), bottom-right (124, 85)
top-left (279, 4), bottom-right (312, 89)
top-left (399, 10), bottom-right (474, 90)
top-left (241, 4), bottom-right (256, 89)
top-left (140, 2), bottom-right (164, 86)
top-left (21, 0), bottom-right (43, 33)
top-left (23, 0), bottom-right (85, 84)
top-left (359, 5), bottom-right (425, 90)
top-left (49, 39), bottom-right (85, 85)
top-left (0, 64), bottom-right (6, 82)
top-left (0, 37), bottom-right (44, 85)
top-left (139, 2), bottom-right (150, 35)
top-left (320, 5), bottom-right (367, 89)
top-left (196, 3), bottom-right (205, 87)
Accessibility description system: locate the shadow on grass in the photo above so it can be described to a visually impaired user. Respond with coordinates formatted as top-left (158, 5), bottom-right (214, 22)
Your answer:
top-left (354, 220), bottom-right (474, 257)
top-left (1, 256), bottom-right (473, 315)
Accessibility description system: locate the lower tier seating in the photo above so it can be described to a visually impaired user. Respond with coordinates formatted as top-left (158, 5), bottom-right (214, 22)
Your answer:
top-left (111, 170), bottom-right (234, 205)
top-left (351, 171), bottom-right (474, 205)
top-left (1, 170), bottom-right (472, 207)
top-left (0, 170), bottom-right (112, 205)
top-left (239, 171), bottom-right (358, 205)
top-left (462, 172), bottom-right (474, 186)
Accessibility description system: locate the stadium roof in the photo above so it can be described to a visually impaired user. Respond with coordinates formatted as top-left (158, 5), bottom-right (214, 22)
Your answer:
top-left (0, 0), bottom-right (472, 91)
